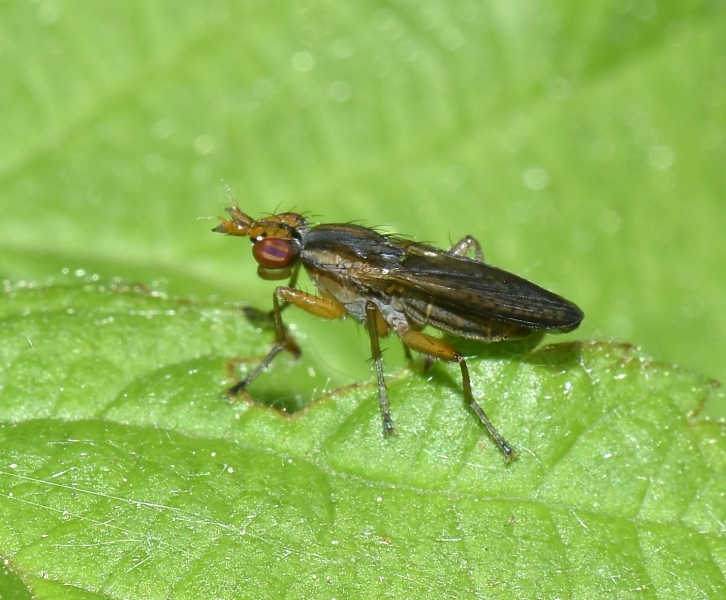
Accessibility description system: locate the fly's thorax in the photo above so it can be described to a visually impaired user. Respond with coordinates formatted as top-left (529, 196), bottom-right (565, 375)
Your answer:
top-left (300, 223), bottom-right (405, 267)
top-left (299, 224), bottom-right (406, 297)
top-left (302, 263), bottom-right (410, 337)
top-left (376, 297), bottom-right (412, 337)
top-left (299, 223), bottom-right (413, 333)
top-left (304, 264), bottom-right (367, 322)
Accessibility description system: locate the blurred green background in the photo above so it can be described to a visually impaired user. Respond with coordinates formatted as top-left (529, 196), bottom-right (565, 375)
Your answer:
top-left (1, 1), bottom-right (724, 406)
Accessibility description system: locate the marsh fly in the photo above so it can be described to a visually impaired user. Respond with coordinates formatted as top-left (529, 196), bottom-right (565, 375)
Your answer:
top-left (214, 207), bottom-right (583, 460)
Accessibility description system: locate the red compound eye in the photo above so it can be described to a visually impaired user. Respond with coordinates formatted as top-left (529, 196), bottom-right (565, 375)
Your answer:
top-left (252, 237), bottom-right (295, 268)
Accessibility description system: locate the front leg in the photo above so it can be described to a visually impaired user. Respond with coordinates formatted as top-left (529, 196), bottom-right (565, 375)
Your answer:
top-left (226, 287), bottom-right (347, 397)
top-left (365, 301), bottom-right (395, 436)
top-left (242, 264), bottom-right (301, 324)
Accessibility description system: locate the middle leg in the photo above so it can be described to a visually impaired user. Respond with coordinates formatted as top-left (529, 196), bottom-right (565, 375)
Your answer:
top-left (365, 301), bottom-right (395, 436)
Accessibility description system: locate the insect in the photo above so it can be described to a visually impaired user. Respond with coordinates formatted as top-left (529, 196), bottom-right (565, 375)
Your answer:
top-left (214, 207), bottom-right (583, 460)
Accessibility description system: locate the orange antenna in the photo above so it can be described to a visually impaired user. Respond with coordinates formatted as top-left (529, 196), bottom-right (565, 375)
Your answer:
top-left (213, 206), bottom-right (254, 237)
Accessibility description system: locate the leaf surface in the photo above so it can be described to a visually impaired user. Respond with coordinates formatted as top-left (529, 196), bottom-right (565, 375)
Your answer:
top-left (1, 282), bottom-right (724, 598)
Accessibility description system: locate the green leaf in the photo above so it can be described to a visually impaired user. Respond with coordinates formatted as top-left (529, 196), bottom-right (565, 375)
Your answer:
top-left (2, 1), bottom-right (726, 596)
top-left (1, 282), bottom-right (725, 598)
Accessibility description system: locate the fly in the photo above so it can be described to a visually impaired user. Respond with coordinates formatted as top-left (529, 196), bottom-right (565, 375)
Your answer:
top-left (214, 207), bottom-right (584, 460)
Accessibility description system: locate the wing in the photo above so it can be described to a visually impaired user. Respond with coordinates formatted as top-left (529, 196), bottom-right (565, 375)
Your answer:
top-left (382, 241), bottom-right (584, 333)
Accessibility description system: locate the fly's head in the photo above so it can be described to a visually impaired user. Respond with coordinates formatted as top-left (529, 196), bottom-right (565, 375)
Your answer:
top-left (214, 207), bottom-right (307, 280)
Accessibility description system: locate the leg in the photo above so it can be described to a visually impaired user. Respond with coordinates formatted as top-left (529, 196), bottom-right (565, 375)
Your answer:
top-left (226, 287), bottom-right (346, 397)
top-left (449, 235), bottom-right (484, 262)
top-left (401, 339), bottom-right (435, 371)
top-left (365, 301), bottom-right (395, 435)
top-left (273, 264), bottom-right (300, 313)
top-left (401, 329), bottom-right (515, 460)
top-left (242, 264), bottom-right (301, 324)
